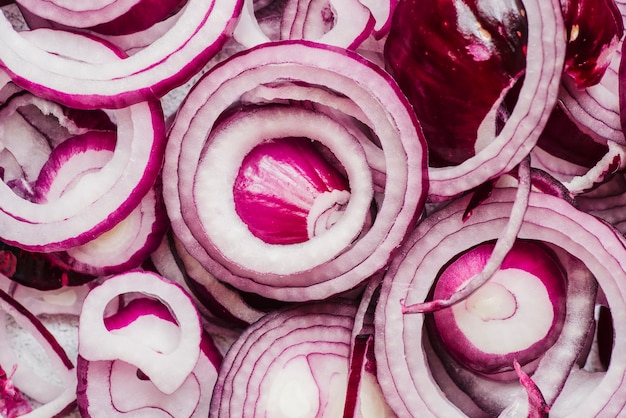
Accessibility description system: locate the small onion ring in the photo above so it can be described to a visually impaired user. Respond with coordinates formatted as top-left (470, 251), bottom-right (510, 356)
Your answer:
top-left (0, 33), bottom-right (165, 252)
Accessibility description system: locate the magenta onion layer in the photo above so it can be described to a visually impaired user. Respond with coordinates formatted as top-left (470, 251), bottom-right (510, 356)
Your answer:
top-left (375, 186), bottom-right (626, 417)
top-left (0, 0), bottom-right (243, 109)
top-left (0, 67), bottom-right (166, 252)
top-left (210, 299), bottom-right (394, 417)
top-left (386, 0), bottom-right (566, 201)
top-left (163, 40), bottom-right (428, 302)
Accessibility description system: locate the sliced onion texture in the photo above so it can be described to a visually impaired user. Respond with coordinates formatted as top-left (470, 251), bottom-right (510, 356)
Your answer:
top-left (375, 186), bottom-right (625, 417)
top-left (78, 270), bottom-right (202, 395)
top-left (0, 0), bottom-right (243, 109)
top-left (163, 40), bottom-right (427, 302)
top-left (77, 296), bottom-right (221, 417)
top-left (210, 300), bottom-right (394, 417)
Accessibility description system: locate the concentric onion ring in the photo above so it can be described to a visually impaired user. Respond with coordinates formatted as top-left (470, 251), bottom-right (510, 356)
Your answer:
top-left (0, 0), bottom-right (243, 109)
top-left (375, 186), bottom-right (626, 417)
top-left (0, 30), bottom-right (165, 252)
top-left (163, 40), bottom-right (428, 302)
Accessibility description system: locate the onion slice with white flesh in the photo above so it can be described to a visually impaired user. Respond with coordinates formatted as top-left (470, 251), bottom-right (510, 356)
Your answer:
top-left (77, 297), bottom-right (222, 417)
top-left (233, 0), bottom-right (375, 49)
top-left (0, 283), bottom-right (77, 417)
top-left (163, 40), bottom-right (427, 302)
top-left (0, 44), bottom-right (166, 252)
top-left (209, 299), bottom-right (394, 418)
top-left (78, 270), bottom-right (202, 395)
top-left (0, 0), bottom-right (243, 109)
top-left (387, 0), bottom-right (566, 201)
top-left (374, 186), bottom-right (626, 417)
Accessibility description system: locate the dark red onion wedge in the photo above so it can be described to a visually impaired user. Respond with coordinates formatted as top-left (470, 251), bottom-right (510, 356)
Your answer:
top-left (374, 186), bottom-right (625, 417)
top-left (385, 0), bottom-right (566, 200)
top-left (78, 270), bottom-right (202, 395)
top-left (163, 40), bottom-right (427, 302)
top-left (0, 0), bottom-right (243, 109)
top-left (559, 0), bottom-right (626, 145)
top-left (210, 300), bottom-right (394, 417)
top-left (0, 67), bottom-right (166, 252)
top-left (76, 297), bottom-right (222, 417)
top-left (0, 287), bottom-right (76, 416)
top-left (0, 241), bottom-right (94, 290)
top-left (560, 0), bottom-right (624, 89)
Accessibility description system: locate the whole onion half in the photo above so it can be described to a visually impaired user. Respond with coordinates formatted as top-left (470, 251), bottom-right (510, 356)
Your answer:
top-left (0, 51), bottom-right (165, 252)
top-left (210, 299), bottom-right (394, 417)
top-left (163, 40), bottom-right (427, 302)
top-left (0, 0), bottom-right (243, 109)
top-left (374, 186), bottom-right (626, 416)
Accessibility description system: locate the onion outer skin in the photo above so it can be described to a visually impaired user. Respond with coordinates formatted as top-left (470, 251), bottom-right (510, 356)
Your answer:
top-left (163, 40), bottom-right (428, 302)
top-left (374, 187), bottom-right (626, 417)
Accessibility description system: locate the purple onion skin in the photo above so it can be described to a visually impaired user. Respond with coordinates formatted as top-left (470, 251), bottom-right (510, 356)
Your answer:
top-left (0, 242), bottom-right (95, 290)
top-left (87, 0), bottom-right (187, 36)
top-left (233, 137), bottom-right (349, 245)
top-left (561, 0), bottom-right (624, 88)
top-left (536, 105), bottom-right (609, 169)
top-left (383, 0), bottom-right (527, 166)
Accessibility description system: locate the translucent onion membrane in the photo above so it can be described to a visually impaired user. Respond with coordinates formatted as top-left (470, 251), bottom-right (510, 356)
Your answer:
top-left (0, 282), bottom-right (77, 417)
top-left (0, 0), bottom-right (243, 109)
top-left (163, 40), bottom-right (428, 302)
top-left (374, 186), bottom-right (626, 417)
top-left (232, 0), bottom-right (379, 50)
top-left (77, 296), bottom-right (222, 417)
top-left (0, 36), bottom-right (165, 252)
top-left (386, 0), bottom-right (566, 201)
top-left (210, 299), bottom-right (394, 417)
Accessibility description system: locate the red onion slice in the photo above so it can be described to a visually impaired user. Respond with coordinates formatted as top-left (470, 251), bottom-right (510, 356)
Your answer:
top-left (77, 297), bottom-right (221, 417)
top-left (163, 40), bottom-right (427, 302)
top-left (210, 300), bottom-right (393, 417)
top-left (420, 0), bottom-right (565, 200)
top-left (375, 186), bottom-right (626, 416)
top-left (0, 0), bottom-right (243, 109)
top-left (78, 271), bottom-right (202, 394)
top-left (0, 61), bottom-right (165, 251)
